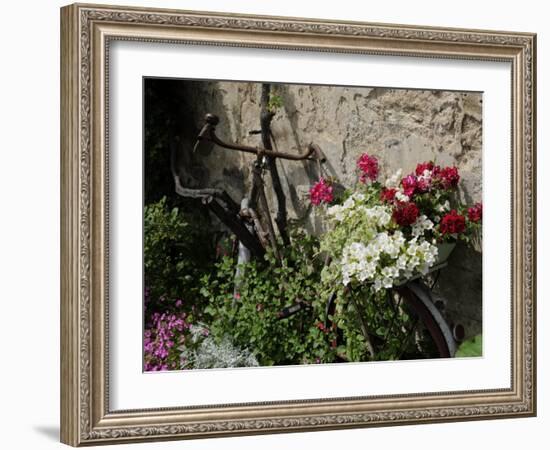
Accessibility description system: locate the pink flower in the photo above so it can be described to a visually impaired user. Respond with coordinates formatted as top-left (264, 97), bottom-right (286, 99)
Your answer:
top-left (401, 174), bottom-right (417, 197)
top-left (316, 321), bottom-right (327, 332)
top-left (357, 153), bottom-right (379, 183)
top-left (415, 165), bottom-right (433, 192)
top-left (416, 177), bottom-right (431, 192)
top-left (175, 299), bottom-right (183, 308)
top-left (309, 178), bottom-right (334, 205)
top-left (468, 203), bottom-right (482, 222)
top-left (143, 310), bottom-right (190, 372)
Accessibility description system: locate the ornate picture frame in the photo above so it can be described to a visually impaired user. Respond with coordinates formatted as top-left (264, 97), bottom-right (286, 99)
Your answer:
top-left (60, 3), bottom-right (536, 446)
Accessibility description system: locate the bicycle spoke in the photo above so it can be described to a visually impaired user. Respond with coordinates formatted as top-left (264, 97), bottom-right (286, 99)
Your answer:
top-left (396, 317), bottom-right (420, 360)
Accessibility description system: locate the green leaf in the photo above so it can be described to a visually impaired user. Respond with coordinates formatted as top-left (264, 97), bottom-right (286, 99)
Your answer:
top-left (455, 334), bottom-right (482, 357)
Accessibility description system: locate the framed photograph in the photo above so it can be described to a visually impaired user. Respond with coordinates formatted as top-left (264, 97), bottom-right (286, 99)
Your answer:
top-left (60, 3), bottom-right (536, 446)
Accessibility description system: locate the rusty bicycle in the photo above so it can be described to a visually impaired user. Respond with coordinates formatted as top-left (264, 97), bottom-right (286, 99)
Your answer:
top-left (174, 85), bottom-right (462, 361)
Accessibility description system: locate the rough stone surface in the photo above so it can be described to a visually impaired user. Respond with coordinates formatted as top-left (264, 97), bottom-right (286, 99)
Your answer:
top-left (171, 80), bottom-right (483, 340)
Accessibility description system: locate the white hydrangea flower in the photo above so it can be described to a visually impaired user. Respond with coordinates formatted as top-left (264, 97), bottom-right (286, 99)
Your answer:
top-left (394, 191), bottom-right (410, 203)
top-left (381, 265), bottom-right (399, 280)
top-left (327, 193), bottom-right (372, 223)
top-left (396, 254), bottom-right (408, 271)
top-left (411, 215), bottom-right (434, 237)
top-left (436, 200), bottom-right (450, 213)
top-left (342, 196), bottom-right (355, 210)
top-left (326, 204), bottom-right (346, 222)
top-left (393, 230), bottom-right (406, 247)
top-left (326, 184), bottom-right (439, 290)
top-left (367, 206), bottom-right (392, 227)
top-left (385, 169), bottom-right (403, 188)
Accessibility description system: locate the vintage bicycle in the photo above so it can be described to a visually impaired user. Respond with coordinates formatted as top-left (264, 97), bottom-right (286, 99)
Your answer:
top-left (174, 86), bottom-right (463, 361)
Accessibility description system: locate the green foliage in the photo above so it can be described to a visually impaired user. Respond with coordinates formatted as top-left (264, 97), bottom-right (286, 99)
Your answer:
top-left (200, 231), bottom-right (338, 366)
top-left (455, 334), bottom-right (482, 357)
top-left (144, 197), bottom-right (214, 312)
top-left (317, 274), bottom-right (422, 362)
top-left (267, 93), bottom-right (284, 112)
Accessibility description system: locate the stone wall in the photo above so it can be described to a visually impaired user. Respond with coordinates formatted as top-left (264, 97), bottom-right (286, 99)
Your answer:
top-left (171, 80), bottom-right (483, 339)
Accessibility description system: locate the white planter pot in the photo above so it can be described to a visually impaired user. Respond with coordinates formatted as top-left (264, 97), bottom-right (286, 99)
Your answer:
top-left (434, 242), bottom-right (456, 266)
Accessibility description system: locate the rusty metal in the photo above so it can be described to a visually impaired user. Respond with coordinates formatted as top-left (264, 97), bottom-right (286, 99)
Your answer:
top-left (196, 113), bottom-right (322, 161)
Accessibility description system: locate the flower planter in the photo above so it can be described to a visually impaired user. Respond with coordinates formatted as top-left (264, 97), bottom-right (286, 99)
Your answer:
top-left (434, 242), bottom-right (456, 267)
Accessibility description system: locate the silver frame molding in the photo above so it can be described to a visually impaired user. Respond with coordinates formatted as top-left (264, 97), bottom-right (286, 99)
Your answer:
top-left (60, 3), bottom-right (536, 446)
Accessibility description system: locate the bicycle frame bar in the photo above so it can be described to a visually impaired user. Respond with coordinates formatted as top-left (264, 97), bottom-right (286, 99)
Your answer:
top-left (196, 114), bottom-right (324, 162)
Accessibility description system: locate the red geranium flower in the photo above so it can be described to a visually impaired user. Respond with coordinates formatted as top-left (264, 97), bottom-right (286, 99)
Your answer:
top-left (380, 188), bottom-right (397, 203)
top-left (440, 210), bottom-right (466, 234)
top-left (392, 202), bottom-right (419, 227)
top-left (415, 161), bottom-right (435, 176)
top-left (357, 153), bottom-right (379, 183)
top-left (468, 203), bottom-right (483, 222)
top-left (438, 166), bottom-right (460, 189)
top-left (309, 178), bottom-right (334, 206)
top-left (401, 174), bottom-right (417, 197)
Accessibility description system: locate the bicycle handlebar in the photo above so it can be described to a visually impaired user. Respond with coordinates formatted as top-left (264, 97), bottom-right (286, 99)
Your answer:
top-left (193, 113), bottom-right (326, 163)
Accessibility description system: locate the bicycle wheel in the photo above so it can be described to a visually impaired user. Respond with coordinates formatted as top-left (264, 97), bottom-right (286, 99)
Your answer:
top-left (395, 281), bottom-right (456, 358)
top-left (325, 279), bottom-right (457, 361)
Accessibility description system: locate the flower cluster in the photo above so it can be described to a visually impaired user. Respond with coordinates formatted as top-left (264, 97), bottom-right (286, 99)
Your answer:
top-left (317, 154), bottom-right (482, 291)
top-left (327, 194), bottom-right (391, 227)
top-left (401, 174), bottom-right (417, 197)
top-left (341, 232), bottom-right (438, 291)
top-left (364, 159), bottom-right (478, 241)
top-left (468, 202), bottom-right (482, 222)
top-left (357, 153), bottom-right (379, 183)
top-left (438, 166), bottom-right (460, 189)
top-left (322, 192), bottom-right (438, 290)
top-left (411, 215), bottom-right (434, 238)
top-left (392, 201), bottom-right (419, 227)
top-left (394, 162), bottom-right (460, 199)
top-left (144, 310), bottom-right (190, 371)
top-left (309, 177), bottom-right (334, 205)
top-left (440, 209), bottom-right (466, 235)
